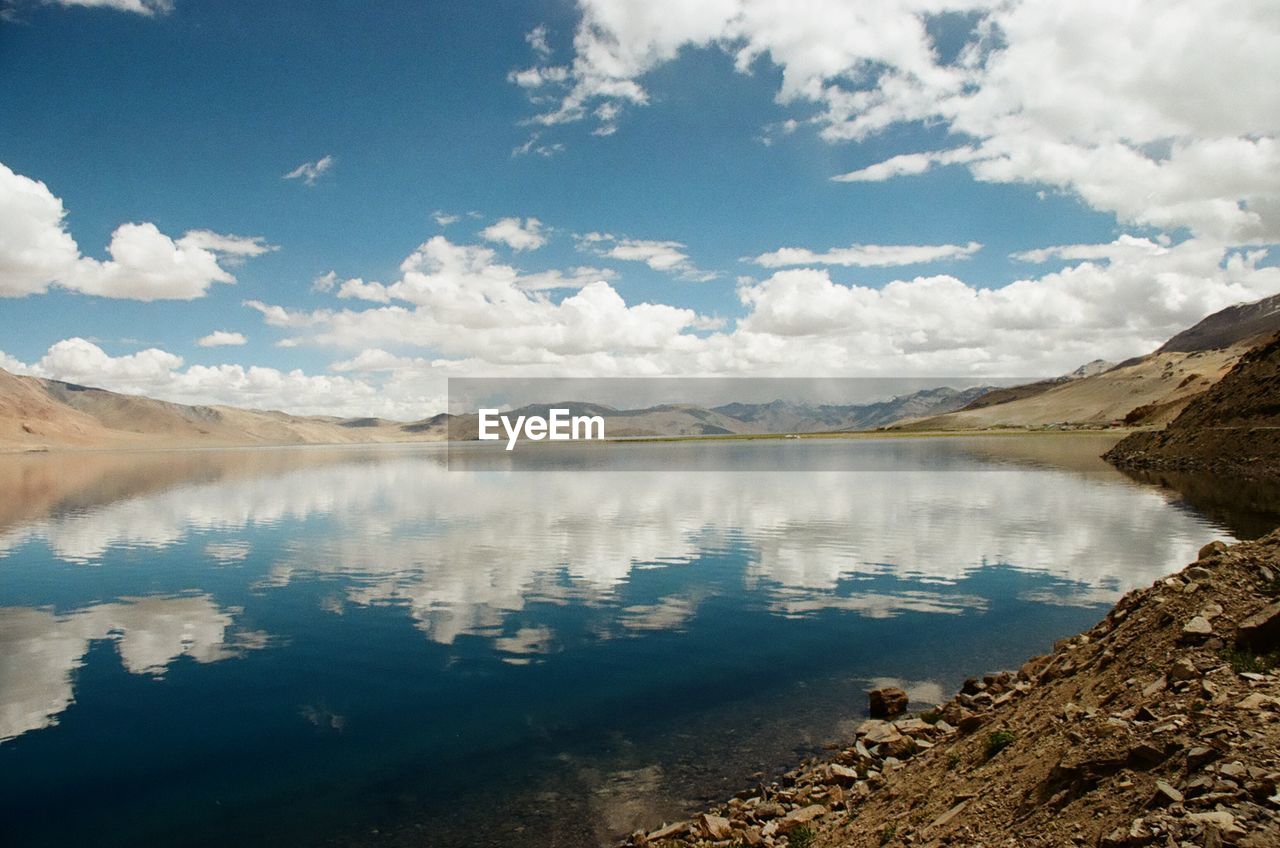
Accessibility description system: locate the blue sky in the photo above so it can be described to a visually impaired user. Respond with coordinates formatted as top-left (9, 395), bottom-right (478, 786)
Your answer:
top-left (1, 0), bottom-right (1278, 417)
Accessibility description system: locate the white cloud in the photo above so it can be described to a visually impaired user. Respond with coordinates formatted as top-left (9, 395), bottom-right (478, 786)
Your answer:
top-left (526, 24), bottom-right (552, 58)
top-left (517, 0), bottom-right (1280, 241)
top-left (735, 237), bottom-right (1280, 372)
top-left (481, 217), bottom-right (548, 251)
top-left (228, 227), bottom-right (1278, 409)
top-left (753, 241), bottom-right (982, 268)
top-left (1, 337), bottom-right (439, 419)
top-left (578, 232), bottom-right (717, 281)
top-left (833, 147), bottom-right (979, 182)
top-left (69, 224), bottom-right (273, 301)
top-left (0, 161), bottom-right (273, 300)
top-left (1010, 234), bottom-right (1170, 265)
top-left (196, 331), bottom-right (248, 348)
top-left (432, 210), bottom-right (460, 227)
top-left (282, 155), bottom-right (335, 186)
top-left (512, 133), bottom-right (565, 158)
top-left (50, 0), bottom-right (172, 14)
top-left (311, 270), bottom-right (338, 292)
top-left (0, 162), bottom-right (79, 297)
top-left (247, 235), bottom-right (710, 369)
top-left (508, 66), bottom-right (570, 88)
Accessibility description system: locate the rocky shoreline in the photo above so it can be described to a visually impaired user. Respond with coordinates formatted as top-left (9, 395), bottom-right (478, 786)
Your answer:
top-left (621, 533), bottom-right (1280, 847)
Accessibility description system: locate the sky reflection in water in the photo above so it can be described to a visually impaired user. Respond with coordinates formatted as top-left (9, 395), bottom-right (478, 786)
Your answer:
top-left (0, 438), bottom-right (1246, 847)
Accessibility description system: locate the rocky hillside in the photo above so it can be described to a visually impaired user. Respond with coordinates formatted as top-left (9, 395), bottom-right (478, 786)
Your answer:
top-left (623, 533), bottom-right (1280, 848)
top-left (1105, 333), bottom-right (1280, 476)
top-left (1159, 294), bottom-right (1280, 354)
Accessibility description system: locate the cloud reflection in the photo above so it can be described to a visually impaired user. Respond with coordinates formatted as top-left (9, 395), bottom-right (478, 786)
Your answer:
top-left (0, 595), bottom-right (266, 743)
top-left (1, 450), bottom-right (1221, 644)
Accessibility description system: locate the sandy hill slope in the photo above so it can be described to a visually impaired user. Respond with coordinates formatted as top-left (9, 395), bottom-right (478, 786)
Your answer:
top-left (622, 532), bottom-right (1280, 847)
top-left (1106, 332), bottom-right (1280, 476)
top-left (0, 368), bottom-right (445, 451)
top-left (900, 293), bottom-right (1280, 432)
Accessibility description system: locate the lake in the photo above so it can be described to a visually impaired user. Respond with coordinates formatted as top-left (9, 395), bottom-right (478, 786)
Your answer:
top-left (0, 436), bottom-right (1268, 847)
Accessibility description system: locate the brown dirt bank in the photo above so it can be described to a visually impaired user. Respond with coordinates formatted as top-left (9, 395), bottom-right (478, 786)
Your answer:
top-left (1106, 334), bottom-right (1280, 477)
top-left (622, 532), bottom-right (1280, 847)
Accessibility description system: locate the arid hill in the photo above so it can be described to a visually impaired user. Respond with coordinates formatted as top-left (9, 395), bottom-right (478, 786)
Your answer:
top-left (1105, 332), bottom-right (1280, 476)
top-left (0, 368), bottom-right (448, 451)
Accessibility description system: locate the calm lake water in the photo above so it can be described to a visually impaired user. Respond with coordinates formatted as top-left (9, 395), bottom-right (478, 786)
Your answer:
top-left (1, 437), bottom-right (1271, 847)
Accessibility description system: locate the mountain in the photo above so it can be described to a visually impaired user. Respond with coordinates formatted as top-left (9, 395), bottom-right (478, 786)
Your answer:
top-left (898, 293), bottom-right (1280, 431)
top-left (1157, 292), bottom-right (1280, 353)
top-left (0, 368), bottom-right (1001, 451)
top-left (444, 389), bottom-right (995, 441)
top-left (0, 369), bottom-right (447, 451)
top-left (1104, 331), bottom-right (1280, 475)
top-left (711, 387), bottom-right (993, 433)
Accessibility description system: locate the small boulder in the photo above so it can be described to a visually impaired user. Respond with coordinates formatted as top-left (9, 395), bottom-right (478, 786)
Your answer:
top-left (861, 721), bottom-right (899, 745)
top-left (1236, 602), bottom-right (1280, 652)
top-left (1169, 657), bottom-right (1200, 681)
top-left (868, 686), bottom-right (909, 718)
top-left (699, 813), bottom-right (732, 840)
top-left (1181, 616), bottom-right (1213, 642)
top-left (648, 821), bottom-right (688, 841)
top-left (1235, 692), bottom-right (1280, 711)
top-left (879, 734), bottom-right (917, 759)
top-left (827, 763), bottom-right (860, 786)
top-left (1198, 540), bottom-right (1228, 560)
top-left (777, 804), bottom-right (826, 833)
top-left (1150, 780), bottom-right (1183, 806)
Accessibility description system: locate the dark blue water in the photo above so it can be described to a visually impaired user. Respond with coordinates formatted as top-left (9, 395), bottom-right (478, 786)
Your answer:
top-left (0, 438), bottom-right (1241, 847)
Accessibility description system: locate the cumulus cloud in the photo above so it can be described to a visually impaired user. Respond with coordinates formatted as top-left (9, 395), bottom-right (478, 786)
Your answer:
top-left (0, 161), bottom-right (273, 300)
top-left (257, 235), bottom-right (702, 363)
top-left (0, 162), bottom-right (80, 297)
top-left (10, 230), bottom-right (1275, 417)
top-left (481, 217), bottom-right (548, 251)
top-left (2, 337), bottom-right (436, 419)
top-left (753, 241), bottom-right (982, 268)
top-left (231, 227), bottom-right (1280, 415)
top-left (282, 155), bottom-right (335, 186)
top-left (196, 331), bottom-right (247, 348)
top-left (735, 238), bottom-right (1280, 372)
top-left (514, 0), bottom-right (1280, 241)
top-left (577, 232), bottom-right (717, 281)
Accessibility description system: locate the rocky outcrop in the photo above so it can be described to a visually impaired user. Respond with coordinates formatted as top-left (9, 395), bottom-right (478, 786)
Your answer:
top-left (867, 687), bottom-right (909, 718)
top-left (621, 531), bottom-right (1280, 847)
top-left (1106, 333), bottom-right (1280, 476)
